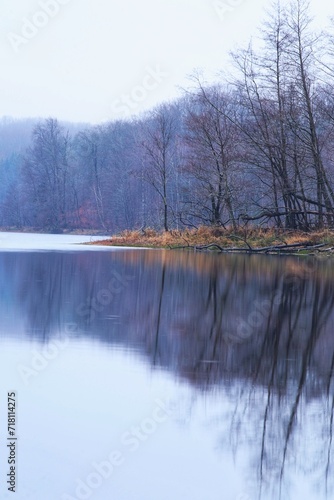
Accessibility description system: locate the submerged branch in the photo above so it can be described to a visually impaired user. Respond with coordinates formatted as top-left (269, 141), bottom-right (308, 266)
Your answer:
top-left (173, 241), bottom-right (329, 255)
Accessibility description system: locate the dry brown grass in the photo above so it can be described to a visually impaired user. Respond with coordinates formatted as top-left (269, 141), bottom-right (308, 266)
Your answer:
top-left (94, 226), bottom-right (334, 250)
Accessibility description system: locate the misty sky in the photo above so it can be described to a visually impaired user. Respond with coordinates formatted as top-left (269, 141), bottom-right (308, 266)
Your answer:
top-left (1, 0), bottom-right (334, 124)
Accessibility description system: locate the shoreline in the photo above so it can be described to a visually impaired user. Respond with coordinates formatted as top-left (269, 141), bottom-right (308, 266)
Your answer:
top-left (1, 226), bottom-right (334, 256)
top-left (89, 227), bottom-right (334, 257)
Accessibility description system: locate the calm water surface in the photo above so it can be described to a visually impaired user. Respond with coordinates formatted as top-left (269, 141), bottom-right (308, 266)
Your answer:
top-left (0, 233), bottom-right (334, 500)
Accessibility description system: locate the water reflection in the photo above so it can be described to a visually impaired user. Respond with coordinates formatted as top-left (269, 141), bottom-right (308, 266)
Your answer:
top-left (1, 249), bottom-right (334, 499)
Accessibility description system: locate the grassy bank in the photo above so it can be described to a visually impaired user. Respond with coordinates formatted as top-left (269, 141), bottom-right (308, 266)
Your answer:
top-left (93, 227), bottom-right (334, 255)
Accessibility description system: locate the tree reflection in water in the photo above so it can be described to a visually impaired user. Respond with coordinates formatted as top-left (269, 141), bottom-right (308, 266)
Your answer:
top-left (1, 249), bottom-right (334, 498)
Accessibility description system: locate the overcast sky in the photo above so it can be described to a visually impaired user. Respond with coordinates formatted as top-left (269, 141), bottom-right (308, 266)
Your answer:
top-left (1, 0), bottom-right (333, 124)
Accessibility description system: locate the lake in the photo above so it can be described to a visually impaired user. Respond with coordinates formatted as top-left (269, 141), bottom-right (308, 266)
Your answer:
top-left (0, 233), bottom-right (333, 500)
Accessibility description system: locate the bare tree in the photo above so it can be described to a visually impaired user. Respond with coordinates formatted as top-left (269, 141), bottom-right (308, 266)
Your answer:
top-left (75, 126), bottom-right (109, 230)
top-left (285, 0), bottom-right (334, 227)
top-left (229, 0), bottom-right (334, 229)
top-left (183, 85), bottom-right (240, 229)
top-left (138, 104), bottom-right (180, 232)
top-left (22, 118), bottom-right (72, 231)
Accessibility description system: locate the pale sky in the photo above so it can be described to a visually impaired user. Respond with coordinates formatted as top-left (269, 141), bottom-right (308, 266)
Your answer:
top-left (1, 0), bottom-right (333, 124)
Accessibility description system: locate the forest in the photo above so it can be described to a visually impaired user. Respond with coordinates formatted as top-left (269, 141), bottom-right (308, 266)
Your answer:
top-left (2, 0), bottom-right (334, 234)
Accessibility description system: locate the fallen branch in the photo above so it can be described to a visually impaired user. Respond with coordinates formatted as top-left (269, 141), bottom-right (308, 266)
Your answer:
top-left (230, 234), bottom-right (253, 251)
top-left (172, 241), bottom-right (329, 255)
top-left (194, 243), bottom-right (225, 252)
top-left (251, 242), bottom-right (327, 253)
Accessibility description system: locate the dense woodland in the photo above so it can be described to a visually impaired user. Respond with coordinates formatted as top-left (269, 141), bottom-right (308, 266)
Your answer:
top-left (2, 0), bottom-right (334, 233)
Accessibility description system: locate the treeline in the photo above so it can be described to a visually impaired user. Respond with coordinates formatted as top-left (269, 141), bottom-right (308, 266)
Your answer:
top-left (2, 0), bottom-right (334, 233)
